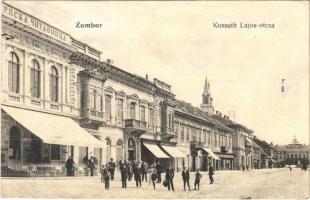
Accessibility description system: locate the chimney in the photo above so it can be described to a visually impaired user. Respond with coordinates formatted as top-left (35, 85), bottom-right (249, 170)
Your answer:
top-left (227, 116), bottom-right (230, 120)
top-left (219, 112), bottom-right (222, 117)
top-left (146, 74), bottom-right (148, 80)
top-left (224, 115), bottom-right (226, 119)
top-left (216, 111), bottom-right (219, 115)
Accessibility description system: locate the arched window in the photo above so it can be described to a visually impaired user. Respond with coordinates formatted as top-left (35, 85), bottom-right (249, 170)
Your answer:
top-left (9, 126), bottom-right (21, 160)
top-left (50, 66), bottom-right (58, 102)
top-left (31, 59), bottom-right (40, 98)
top-left (130, 102), bottom-right (136, 119)
top-left (8, 52), bottom-right (20, 93)
top-left (105, 138), bottom-right (111, 162)
top-left (128, 138), bottom-right (136, 161)
top-left (140, 105), bottom-right (146, 122)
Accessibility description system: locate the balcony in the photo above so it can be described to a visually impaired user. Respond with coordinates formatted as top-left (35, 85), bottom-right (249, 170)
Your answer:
top-left (125, 119), bottom-right (147, 133)
top-left (80, 109), bottom-right (104, 129)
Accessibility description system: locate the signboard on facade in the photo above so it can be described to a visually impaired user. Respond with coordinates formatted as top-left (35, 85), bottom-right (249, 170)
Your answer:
top-left (2, 3), bottom-right (71, 45)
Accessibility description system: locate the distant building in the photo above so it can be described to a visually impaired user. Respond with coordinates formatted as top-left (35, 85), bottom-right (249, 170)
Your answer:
top-left (274, 136), bottom-right (310, 167)
top-left (253, 137), bottom-right (276, 168)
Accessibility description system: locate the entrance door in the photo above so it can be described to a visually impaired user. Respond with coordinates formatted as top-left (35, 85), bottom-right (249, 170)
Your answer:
top-left (192, 156), bottom-right (196, 171)
top-left (30, 134), bottom-right (42, 163)
top-left (128, 138), bottom-right (136, 161)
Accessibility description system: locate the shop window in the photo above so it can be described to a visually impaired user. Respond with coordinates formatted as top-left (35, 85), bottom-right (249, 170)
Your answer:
top-left (9, 126), bottom-right (21, 160)
top-left (8, 52), bottom-right (20, 93)
top-left (105, 138), bottom-right (111, 161)
top-left (31, 59), bottom-right (40, 98)
top-left (51, 144), bottom-right (60, 160)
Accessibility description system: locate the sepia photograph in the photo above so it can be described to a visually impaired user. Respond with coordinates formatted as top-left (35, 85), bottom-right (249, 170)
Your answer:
top-left (0, 1), bottom-right (309, 199)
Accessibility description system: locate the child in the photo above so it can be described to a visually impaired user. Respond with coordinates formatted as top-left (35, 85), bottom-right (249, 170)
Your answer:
top-left (101, 164), bottom-right (110, 189)
top-left (194, 169), bottom-right (202, 191)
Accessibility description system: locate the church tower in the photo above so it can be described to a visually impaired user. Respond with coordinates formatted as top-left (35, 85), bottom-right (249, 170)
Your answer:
top-left (200, 76), bottom-right (214, 115)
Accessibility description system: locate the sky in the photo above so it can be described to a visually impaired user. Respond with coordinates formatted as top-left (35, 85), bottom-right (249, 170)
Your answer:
top-left (6, 1), bottom-right (309, 145)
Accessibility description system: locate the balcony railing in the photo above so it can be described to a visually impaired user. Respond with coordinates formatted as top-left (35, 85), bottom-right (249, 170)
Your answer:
top-left (125, 119), bottom-right (147, 130)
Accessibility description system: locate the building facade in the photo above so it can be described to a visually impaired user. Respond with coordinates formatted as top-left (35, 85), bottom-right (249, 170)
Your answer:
top-left (1, 3), bottom-right (259, 176)
top-left (274, 136), bottom-right (310, 167)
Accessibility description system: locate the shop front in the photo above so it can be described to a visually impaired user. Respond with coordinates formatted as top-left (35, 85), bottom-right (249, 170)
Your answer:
top-left (1, 106), bottom-right (103, 177)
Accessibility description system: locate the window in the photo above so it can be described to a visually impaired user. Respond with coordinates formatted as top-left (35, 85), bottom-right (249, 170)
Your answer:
top-left (91, 89), bottom-right (96, 110)
top-left (192, 128), bottom-right (197, 142)
top-left (174, 125), bottom-right (178, 141)
top-left (30, 59), bottom-right (40, 98)
top-left (50, 66), bottom-right (58, 102)
top-left (130, 102), bottom-right (136, 119)
top-left (198, 131), bottom-right (202, 142)
top-left (208, 133), bottom-right (211, 146)
top-left (9, 126), bottom-right (21, 160)
top-left (51, 144), bottom-right (60, 160)
top-left (168, 114), bottom-right (174, 128)
top-left (181, 126), bottom-right (185, 142)
top-left (8, 52), bottom-right (20, 93)
top-left (116, 139), bottom-right (123, 162)
top-left (105, 94), bottom-right (112, 121)
top-left (140, 105), bottom-right (145, 122)
top-left (149, 108), bottom-right (154, 127)
top-left (203, 131), bottom-right (207, 144)
top-left (99, 95), bottom-right (103, 112)
top-left (116, 98), bottom-right (123, 122)
top-left (186, 127), bottom-right (190, 142)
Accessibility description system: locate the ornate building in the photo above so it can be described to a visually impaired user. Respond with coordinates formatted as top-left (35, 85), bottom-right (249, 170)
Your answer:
top-left (274, 136), bottom-right (310, 167)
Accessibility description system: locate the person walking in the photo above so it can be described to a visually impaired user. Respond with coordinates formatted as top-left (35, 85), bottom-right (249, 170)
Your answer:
top-left (181, 167), bottom-right (190, 191)
top-left (65, 156), bottom-right (75, 176)
top-left (208, 164), bottom-right (214, 184)
top-left (194, 169), bottom-right (202, 190)
top-left (128, 161), bottom-right (133, 181)
top-left (83, 155), bottom-right (89, 176)
top-left (133, 161), bottom-right (142, 188)
top-left (156, 162), bottom-right (163, 183)
top-left (89, 157), bottom-right (95, 176)
top-left (149, 165), bottom-right (157, 189)
top-left (101, 165), bottom-right (110, 189)
top-left (120, 161), bottom-right (128, 188)
top-left (108, 158), bottom-right (116, 181)
top-left (165, 165), bottom-right (175, 191)
top-left (142, 161), bottom-right (149, 182)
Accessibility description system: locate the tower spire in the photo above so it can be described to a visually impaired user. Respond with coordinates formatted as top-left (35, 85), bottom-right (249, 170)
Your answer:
top-left (201, 75), bottom-right (214, 115)
top-left (203, 76), bottom-right (209, 94)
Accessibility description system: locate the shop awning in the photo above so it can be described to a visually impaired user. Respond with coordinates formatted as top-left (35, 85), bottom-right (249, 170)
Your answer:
top-left (161, 145), bottom-right (186, 158)
top-left (2, 106), bottom-right (103, 147)
top-left (245, 138), bottom-right (252, 144)
top-left (202, 148), bottom-right (221, 160)
top-left (143, 143), bottom-right (170, 158)
top-left (217, 154), bottom-right (234, 159)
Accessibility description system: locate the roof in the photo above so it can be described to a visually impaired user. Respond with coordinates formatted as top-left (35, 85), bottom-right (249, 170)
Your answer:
top-left (212, 115), bottom-right (253, 133)
top-left (253, 138), bottom-right (275, 150)
top-left (252, 141), bottom-right (263, 150)
top-left (175, 100), bottom-right (233, 132)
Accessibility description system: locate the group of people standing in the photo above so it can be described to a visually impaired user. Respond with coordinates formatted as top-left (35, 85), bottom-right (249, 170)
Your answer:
top-left (99, 159), bottom-right (215, 192)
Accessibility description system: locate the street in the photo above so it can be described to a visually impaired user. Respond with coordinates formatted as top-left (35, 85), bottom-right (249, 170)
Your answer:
top-left (1, 168), bottom-right (309, 199)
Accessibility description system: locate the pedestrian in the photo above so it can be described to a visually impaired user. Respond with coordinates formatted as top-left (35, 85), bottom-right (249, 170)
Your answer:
top-left (289, 165), bottom-right (292, 172)
top-left (103, 164), bottom-right (110, 190)
top-left (165, 165), bottom-right (175, 191)
top-left (108, 158), bottom-right (116, 181)
top-left (83, 155), bottom-right (89, 176)
top-left (156, 162), bottom-right (163, 183)
top-left (133, 161), bottom-right (142, 188)
top-left (209, 164), bottom-right (214, 184)
top-left (149, 164), bottom-right (157, 189)
top-left (100, 165), bottom-right (105, 183)
top-left (128, 161), bottom-right (133, 181)
top-left (194, 169), bottom-right (202, 190)
top-left (120, 161), bottom-right (128, 188)
top-left (181, 166), bottom-right (190, 191)
top-left (65, 156), bottom-right (75, 176)
top-left (142, 161), bottom-right (149, 182)
top-left (89, 157), bottom-right (95, 176)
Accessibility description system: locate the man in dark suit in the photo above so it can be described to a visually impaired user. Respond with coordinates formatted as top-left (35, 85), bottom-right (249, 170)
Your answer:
top-left (165, 165), bottom-right (175, 191)
top-left (181, 167), bottom-right (190, 191)
top-left (120, 161), bottom-right (128, 188)
top-left (156, 162), bottom-right (163, 183)
top-left (108, 158), bottom-right (116, 180)
top-left (209, 164), bottom-right (214, 184)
